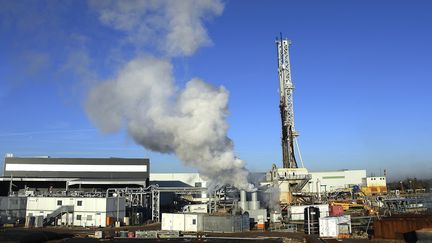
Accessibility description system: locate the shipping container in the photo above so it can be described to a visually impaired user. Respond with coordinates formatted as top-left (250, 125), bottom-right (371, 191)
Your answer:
top-left (329, 205), bottom-right (344, 216)
top-left (161, 213), bottom-right (187, 231)
top-left (374, 215), bottom-right (432, 240)
top-left (319, 215), bottom-right (351, 238)
top-left (161, 213), bottom-right (249, 233)
top-left (289, 204), bottom-right (329, 220)
top-left (202, 214), bottom-right (249, 233)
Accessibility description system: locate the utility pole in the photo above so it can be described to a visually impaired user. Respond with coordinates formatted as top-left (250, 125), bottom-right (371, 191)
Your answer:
top-left (276, 35), bottom-right (298, 168)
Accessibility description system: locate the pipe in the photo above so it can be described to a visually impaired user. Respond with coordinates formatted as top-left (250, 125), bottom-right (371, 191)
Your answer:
top-left (251, 191), bottom-right (257, 202)
top-left (239, 190), bottom-right (247, 211)
top-left (249, 191), bottom-right (260, 210)
top-left (240, 190), bottom-right (246, 202)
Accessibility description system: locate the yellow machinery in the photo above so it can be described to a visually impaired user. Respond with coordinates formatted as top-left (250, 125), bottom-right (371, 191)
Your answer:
top-left (361, 186), bottom-right (387, 196)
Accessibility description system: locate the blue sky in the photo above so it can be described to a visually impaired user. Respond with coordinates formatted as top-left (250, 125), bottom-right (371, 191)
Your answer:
top-left (0, 0), bottom-right (431, 181)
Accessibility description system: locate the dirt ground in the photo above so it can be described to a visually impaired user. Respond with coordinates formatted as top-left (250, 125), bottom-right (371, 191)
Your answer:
top-left (0, 224), bottom-right (400, 243)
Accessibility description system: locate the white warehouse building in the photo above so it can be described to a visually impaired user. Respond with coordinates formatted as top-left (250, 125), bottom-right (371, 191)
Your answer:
top-left (26, 196), bottom-right (126, 227)
top-left (304, 170), bottom-right (367, 193)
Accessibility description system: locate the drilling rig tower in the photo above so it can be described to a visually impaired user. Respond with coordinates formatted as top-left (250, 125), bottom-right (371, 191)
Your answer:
top-left (262, 36), bottom-right (311, 205)
top-left (277, 38), bottom-right (298, 169)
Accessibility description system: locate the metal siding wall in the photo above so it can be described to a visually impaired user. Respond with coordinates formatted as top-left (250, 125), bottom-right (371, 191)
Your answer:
top-left (374, 216), bottom-right (432, 239)
top-left (0, 197), bottom-right (27, 223)
top-left (4, 157), bottom-right (149, 180)
top-left (307, 170), bottom-right (367, 193)
top-left (106, 197), bottom-right (125, 219)
top-left (203, 215), bottom-right (245, 233)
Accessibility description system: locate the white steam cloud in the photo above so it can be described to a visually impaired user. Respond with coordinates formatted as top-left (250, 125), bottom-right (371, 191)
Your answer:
top-left (86, 0), bottom-right (253, 190)
top-left (89, 0), bottom-right (223, 56)
top-left (86, 57), bottom-right (252, 190)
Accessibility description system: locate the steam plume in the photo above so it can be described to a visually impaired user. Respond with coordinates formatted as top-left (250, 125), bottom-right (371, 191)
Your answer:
top-left (86, 0), bottom-right (252, 190)
top-left (86, 57), bottom-right (252, 190)
top-left (89, 0), bottom-right (224, 56)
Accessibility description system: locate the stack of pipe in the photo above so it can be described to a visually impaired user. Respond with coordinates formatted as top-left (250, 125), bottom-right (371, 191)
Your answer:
top-left (248, 191), bottom-right (260, 210)
top-left (239, 190), bottom-right (248, 211)
top-left (239, 190), bottom-right (261, 211)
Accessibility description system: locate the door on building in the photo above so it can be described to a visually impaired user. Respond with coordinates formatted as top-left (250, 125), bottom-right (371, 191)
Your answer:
top-left (96, 213), bottom-right (101, 227)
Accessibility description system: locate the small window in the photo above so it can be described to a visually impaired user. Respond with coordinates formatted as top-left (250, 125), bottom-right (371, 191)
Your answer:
top-left (195, 182), bottom-right (202, 187)
top-left (77, 200), bottom-right (82, 206)
top-left (76, 215), bottom-right (82, 220)
top-left (192, 219), bottom-right (196, 225)
top-left (57, 200), bottom-right (62, 206)
top-left (87, 215), bottom-right (92, 220)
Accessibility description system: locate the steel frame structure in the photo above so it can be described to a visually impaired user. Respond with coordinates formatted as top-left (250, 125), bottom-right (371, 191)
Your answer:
top-left (276, 37), bottom-right (298, 168)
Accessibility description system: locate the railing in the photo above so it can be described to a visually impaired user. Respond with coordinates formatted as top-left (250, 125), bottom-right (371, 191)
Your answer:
top-left (46, 205), bottom-right (74, 219)
top-left (43, 205), bottom-right (74, 226)
top-left (277, 174), bottom-right (312, 180)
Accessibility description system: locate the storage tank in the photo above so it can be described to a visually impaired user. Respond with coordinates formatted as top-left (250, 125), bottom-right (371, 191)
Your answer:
top-left (304, 206), bottom-right (320, 234)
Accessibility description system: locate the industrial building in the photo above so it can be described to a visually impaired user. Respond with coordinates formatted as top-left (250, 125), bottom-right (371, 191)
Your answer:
top-left (26, 196), bottom-right (126, 227)
top-left (0, 154), bottom-right (151, 225)
top-left (151, 170), bottom-right (368, 196)
top-left (1, 154), bottom-right (149, 196)
top-left (304, 170), bottom-right (367, 193)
